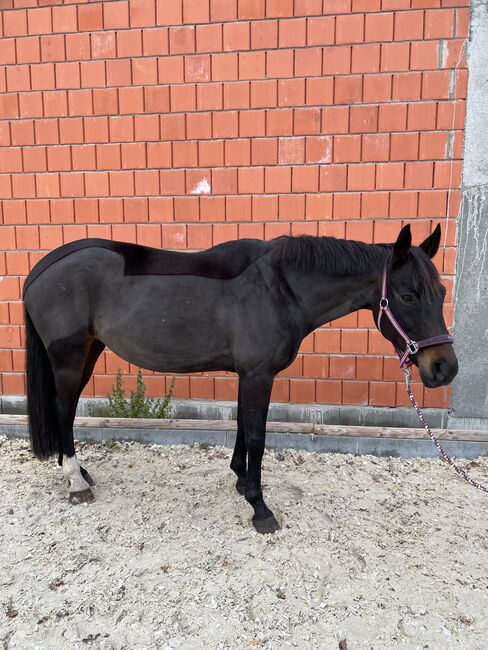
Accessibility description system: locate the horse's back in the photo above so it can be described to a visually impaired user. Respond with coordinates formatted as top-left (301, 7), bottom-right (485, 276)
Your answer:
top-left (22, 236), bottom-right (304, 376)
top-left (23, 237), bottom-right (273, 297)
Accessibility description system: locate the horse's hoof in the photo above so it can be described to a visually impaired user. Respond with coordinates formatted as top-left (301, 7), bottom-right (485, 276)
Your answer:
top-left (235, 478), bottom-right (246, 495)
top-left (252, 515), bottom-right (281, 534)
top-left (81, 470), bottom-right (95, 487)
top-left (69, 488), bottom-right (94, 505)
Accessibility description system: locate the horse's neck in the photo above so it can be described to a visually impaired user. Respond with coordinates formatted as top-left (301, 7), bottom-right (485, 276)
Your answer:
top-left (285, 269), bottom-right (377, 331)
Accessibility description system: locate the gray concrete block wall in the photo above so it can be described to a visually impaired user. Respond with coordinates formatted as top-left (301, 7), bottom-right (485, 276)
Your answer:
top-left (449, 0), bottom-right (488, 430)
top-left (0, 394), bottom-right (449, 429)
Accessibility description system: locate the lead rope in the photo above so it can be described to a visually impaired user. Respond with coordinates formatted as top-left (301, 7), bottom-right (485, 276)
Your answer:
top-left (403, 367), bottom-right (488, 494)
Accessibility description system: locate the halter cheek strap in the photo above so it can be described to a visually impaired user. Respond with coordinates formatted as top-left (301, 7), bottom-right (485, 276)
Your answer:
top-left (377, 266), bottom-right (488, 495)
top-left (377, 265), bottom-right (454, 368)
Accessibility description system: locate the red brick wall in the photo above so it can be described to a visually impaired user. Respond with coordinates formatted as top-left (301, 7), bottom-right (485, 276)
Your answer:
top-left (0, 0), bottom-right (469, 409)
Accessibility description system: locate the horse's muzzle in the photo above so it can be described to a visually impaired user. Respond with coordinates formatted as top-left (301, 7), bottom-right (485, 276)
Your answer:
top-left (418, 345), bottom-right (459, 388)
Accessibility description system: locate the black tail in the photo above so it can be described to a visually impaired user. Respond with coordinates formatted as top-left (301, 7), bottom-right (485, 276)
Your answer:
top-left (25, 308), bottom-right (59, 459)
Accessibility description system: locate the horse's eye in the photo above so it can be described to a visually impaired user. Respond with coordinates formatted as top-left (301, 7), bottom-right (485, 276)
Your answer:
top-left (401, 294), bottom-right (413, 303)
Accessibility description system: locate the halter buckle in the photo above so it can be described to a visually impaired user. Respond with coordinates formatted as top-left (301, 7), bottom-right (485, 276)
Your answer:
top-left (379, 297), bottom-right (389, 309)
top-left (407, 340), bottom-right (419, 355)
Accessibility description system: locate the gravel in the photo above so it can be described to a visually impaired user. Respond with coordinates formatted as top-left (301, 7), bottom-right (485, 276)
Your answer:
top-left (1, 436), bottom-right (487, 649)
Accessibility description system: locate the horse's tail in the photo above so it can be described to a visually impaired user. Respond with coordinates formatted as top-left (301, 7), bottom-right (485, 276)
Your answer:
top-left (25, 307), bottom-right (59, 460)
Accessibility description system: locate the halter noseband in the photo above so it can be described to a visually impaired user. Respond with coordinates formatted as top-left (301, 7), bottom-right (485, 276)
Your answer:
top-left (377, 265), bottom-right (453, 368)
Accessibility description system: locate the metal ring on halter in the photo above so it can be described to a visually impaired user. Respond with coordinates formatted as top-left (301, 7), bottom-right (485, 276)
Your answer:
top-left (379, 298), bottom-right (389, 309)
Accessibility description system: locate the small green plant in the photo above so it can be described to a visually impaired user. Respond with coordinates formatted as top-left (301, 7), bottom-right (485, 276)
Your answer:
top-left (107, 369), bottom-right (129, 417)
top-left (107, 369), bottom-right (175, 419)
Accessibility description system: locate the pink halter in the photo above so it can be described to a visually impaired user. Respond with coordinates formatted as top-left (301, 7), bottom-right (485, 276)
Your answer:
top-left (377, 265), bottom-right (453, 367)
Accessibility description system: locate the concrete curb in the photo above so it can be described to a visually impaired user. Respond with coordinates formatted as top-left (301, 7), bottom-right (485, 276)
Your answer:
top-left (3, 420), bottom-right (488, 460)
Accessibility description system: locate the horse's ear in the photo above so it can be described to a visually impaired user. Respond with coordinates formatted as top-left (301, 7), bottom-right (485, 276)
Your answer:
top-left (393, 224), bottom-right (412, 265)
top-left (419, 223), bottom-right (441, 258)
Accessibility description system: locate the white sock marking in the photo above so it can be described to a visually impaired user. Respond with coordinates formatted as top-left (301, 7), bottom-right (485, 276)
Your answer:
top-left (63, 455), bottom-right (90, 493)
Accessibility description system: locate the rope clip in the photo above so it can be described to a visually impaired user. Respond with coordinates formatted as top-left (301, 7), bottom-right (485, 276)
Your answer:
top-left (403, 366), bottom-right (412, 390)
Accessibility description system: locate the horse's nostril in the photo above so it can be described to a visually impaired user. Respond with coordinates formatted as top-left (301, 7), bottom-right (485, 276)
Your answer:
top-left (431, 357), bottom-right (458, 384)
top-left (432, 359), bottom-right (447, 381)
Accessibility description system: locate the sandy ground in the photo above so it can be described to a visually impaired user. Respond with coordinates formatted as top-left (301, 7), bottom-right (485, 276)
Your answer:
top-left (1, 436), bottom-right (487, 650)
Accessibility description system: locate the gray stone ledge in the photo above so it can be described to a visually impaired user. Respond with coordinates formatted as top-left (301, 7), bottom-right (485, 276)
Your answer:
top-left (2, 422), bottom-right (487, 460)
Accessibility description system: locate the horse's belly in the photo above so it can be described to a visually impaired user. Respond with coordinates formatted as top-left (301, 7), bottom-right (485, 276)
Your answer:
top-left (104, 325), bottom-right (233, 373)
top-left (94, 279), bottom-right (234, 373)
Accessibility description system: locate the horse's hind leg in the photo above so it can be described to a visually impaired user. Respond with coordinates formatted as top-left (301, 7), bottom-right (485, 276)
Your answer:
top-left (49, 336), bottom-right (96, 503)
top-left (56, 339), bottom-right (105, 485)
top-left (75, 339), bottom-right (105, 487)
top-left (230, 384), bottom-right (247, 494)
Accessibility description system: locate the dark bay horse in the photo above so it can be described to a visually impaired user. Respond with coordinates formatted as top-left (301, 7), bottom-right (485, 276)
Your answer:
top-left (23, 224), bottom-right (458, 533)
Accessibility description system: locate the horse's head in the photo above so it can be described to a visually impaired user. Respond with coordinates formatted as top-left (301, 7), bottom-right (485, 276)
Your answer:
top-left (375, 224), bottom-right (458, 388)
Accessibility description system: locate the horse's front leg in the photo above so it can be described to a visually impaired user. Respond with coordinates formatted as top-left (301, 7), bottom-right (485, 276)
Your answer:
top-left (239, 372), bottom-right (280, 534)
top-left (230, 384), bottom-right (247, 494)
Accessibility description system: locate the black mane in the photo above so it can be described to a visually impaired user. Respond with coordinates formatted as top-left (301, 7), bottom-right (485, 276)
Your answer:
top-left (273, 235), bottom-right (390, 276)
top-left (273, 235), bottom-right (441, 296)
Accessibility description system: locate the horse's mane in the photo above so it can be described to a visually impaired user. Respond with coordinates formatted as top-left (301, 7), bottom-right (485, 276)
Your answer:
top-left (273, 235), bottom-right (441, 296)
